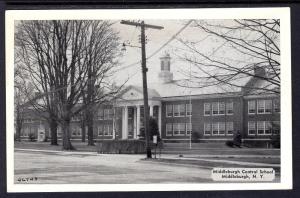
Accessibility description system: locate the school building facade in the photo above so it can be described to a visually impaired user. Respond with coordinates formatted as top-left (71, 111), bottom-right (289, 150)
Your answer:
top-left (19, 54), bottom-right (280, 146)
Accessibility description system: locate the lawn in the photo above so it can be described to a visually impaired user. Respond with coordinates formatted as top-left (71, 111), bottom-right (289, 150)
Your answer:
top-left (14, 141), bottom-right (98, 152)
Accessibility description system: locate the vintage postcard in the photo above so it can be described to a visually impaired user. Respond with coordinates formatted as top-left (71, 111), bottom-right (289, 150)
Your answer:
top-left (5, 8), bottom-right (292, 192)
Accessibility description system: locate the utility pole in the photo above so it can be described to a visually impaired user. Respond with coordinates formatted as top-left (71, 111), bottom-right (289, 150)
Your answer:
top-left (120, 20), bottom-right (163, 158)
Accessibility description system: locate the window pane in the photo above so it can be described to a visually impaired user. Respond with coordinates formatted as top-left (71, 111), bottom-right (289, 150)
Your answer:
top-left (179, 123), bottom-right (185, 135)
top-left (166, 123), bottom-right (172, 136)
top-left (248, 121), bottom-right (256, 135)
top-left (226, 102), bottom-right (233, 115)
top-left (173, 123), bottom-right (179, 135)
top-left (166, 105), bottom-right (173, 117)
top-left (212, 123), bottom-right (219, 135)
top-left (186, 104), bottom-right (192, 116)
top-left (186, 123), bottom-right (192, 135)
top-left (265, 100), bottom-right (272, 113)
top-left (257, 121), bottom-right (264, 134)
top-left (212, 102), bottom-right (218, 115)
top-left (257, 100), bottom-right (265, 114)
top-left (219, 122), bottom-right (225, 135)
top-left (272, 121), bottom-right (280, 135)
top-left (265, 121), bottom-right (272, 134)
top-left (173, 105), bottom-right (179, 117)
top-left (219, 102), bottom-right (225, 115)
top-left (274, 99), bottom-right (280, 113)
top-left (204, 123), bottom-right (211, 135)
top-left (204, 103), bottom-right (211, 115)
top-left (179, 104), bottom-right (185, 116)
top-left (226, 122), bottom-right (234, 135)
top-left (248, 101), bottom-right (256, 114)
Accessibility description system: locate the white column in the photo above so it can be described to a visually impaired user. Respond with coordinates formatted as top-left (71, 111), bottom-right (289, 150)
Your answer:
top-left (150, 105), bottom-right (154, 117)
top-left (133, 107), bottom-right (137, 139)
top-left (136, 105), bottom-right (140, 138)
top-left (158, 105), bottom-right (162, 136)
top-left (124, 106), bottom-right (128, 139)
top-left (122, 106), bottom-right (128, 139)
top-left (112, 107), bottom-right (116, 139)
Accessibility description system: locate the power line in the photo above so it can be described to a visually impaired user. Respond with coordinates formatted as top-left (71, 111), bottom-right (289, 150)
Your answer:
top-left (115, 20), bottom-right (194, 72)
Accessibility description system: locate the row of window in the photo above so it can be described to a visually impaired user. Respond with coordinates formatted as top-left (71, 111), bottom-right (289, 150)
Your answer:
top-left (248, 99), bottom-right (280, 114)
top-left (248, 121), bottom-right (280, 135)
top-left (166, 123), bottom-right (192, 136)
top-left (166, 104), bottom-right (192, 117)
top-left (98, 125), bottom-right (113, 136)
top-left (97, 109), bottom-right (114, 120)
top-left (204, 122), bottom-right (234, 136)
top-left (204, 102), bottom-right (233, 116)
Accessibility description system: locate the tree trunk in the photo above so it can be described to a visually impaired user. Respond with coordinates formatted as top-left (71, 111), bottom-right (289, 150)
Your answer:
top-left (81, 121), bottom-right (86, 142)
top-left (62, 120), bottom-right (75, 150)
top-left (50, 119), bottom-right (58, 145)
top-left (16, 124), bottom-right (21, 142)
top-left (87, 112), bottom-right (95, 146)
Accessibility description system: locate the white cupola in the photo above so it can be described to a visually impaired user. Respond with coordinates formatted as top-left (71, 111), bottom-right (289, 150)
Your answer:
top-left (158, 53), bottom-right (173, 83)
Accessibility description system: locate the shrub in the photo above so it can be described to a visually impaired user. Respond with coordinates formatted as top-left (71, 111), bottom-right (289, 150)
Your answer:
top-left (191, 132), bottom-right (200, 142)
top-left (28, 133), bottom-right (37, 142)
top-left (270, 135), bottom-right (280, 148)
top-left (97, 140), bottom-right (146, 154)
top-left (225, 140), bottom-right (234, 147)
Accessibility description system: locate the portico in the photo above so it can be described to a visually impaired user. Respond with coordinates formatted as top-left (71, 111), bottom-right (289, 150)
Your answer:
top-left (114, 85), bottom-right (162, 140)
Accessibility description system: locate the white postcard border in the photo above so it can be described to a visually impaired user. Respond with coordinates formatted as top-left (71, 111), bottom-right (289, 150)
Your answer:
top-left (5, 8), bottom-right (292, 192)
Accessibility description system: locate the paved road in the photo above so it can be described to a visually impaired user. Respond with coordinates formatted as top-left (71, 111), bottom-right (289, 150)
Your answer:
top-left (14, 149), bottom-right (213, 184)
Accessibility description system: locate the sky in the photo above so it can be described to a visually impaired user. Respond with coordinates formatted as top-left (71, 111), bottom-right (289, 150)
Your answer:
top-left (109, 19), bottom-right (263, 87)
top-left (110, 20), bottom-right (203, 86)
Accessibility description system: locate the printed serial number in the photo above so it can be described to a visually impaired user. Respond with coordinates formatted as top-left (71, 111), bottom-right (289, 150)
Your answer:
top-left (17, 177), bottom-right (38, 182)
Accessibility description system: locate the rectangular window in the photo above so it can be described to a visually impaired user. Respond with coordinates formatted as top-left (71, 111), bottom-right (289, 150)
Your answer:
top-left (226, 102), bottom-right (233, 115)
top-left (257, 121), bottom-right (265, 135)
top-left (265, 100), bottom-right (272, 113)
top-left (272, 121), bottom-right (280, 135)
top-left (226, 122), bottom-right (234, 135)
top-left (179, 123), bottom-right (185, 135)
top-left (98, 125), bottom-right (103, 136)
top-left (257, 100), bottom-right (265, 114)
top-left (212, 102), bottom-right (219, 115)
top-left (173, 105), bottom-right (179, 117)
top-left (265, 121), bottom-right (272, 135)
top-left (204, 103), bottom-right (211, 116)
top-left (71, 127), bottom-right (81, 136)
top-left (166, 105), bottom-right (173, 117)
top-left (173, 104), bottom-right (185, 117)
top-left (98, 109), bottom-right (104, 120)
top-left (248, 121), bottom-right (256, 135)
top-left (204, 123), bottom-right (211, 135)
top-left (108, 109), bottom-right (114, 120)
top-left (248, 101), bottom-right (256, 114)
top-left (186, 123), bottom-right (192, 135)
top-left (274, 99), bottom-right (280, 113)
top-left (104, 109), bottom-right (109, 120)
top-left (186, 104), bottom-right (192, 116)
top-left (219, 122), bottom-right (225, 135)
top-left (219, 102), bottom-right (225, 115)
top-left (166, 123), bottom-right (172, 136)
top-left (173, 123), bottom-right (180, 135)
top-left (212, 122), bottom-right (219, 135)
top-left (104, 125), bottom-right (112, 136)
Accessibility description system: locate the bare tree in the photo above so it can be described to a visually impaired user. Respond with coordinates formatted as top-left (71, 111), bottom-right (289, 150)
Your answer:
top-left (14, 63), bottom-right (30, 141)
top-left (15, 20), bottom-right (122, 150)
top-left (175, 19), bottom-right (280, 94)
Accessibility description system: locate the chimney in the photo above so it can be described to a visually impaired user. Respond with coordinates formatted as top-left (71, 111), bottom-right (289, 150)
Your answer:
top-left (158, 53), bottom-right (173, 83)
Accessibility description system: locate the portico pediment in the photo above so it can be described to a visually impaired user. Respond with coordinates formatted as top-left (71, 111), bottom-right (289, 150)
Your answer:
top-left (120, 87), bottom-right (144, 101)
